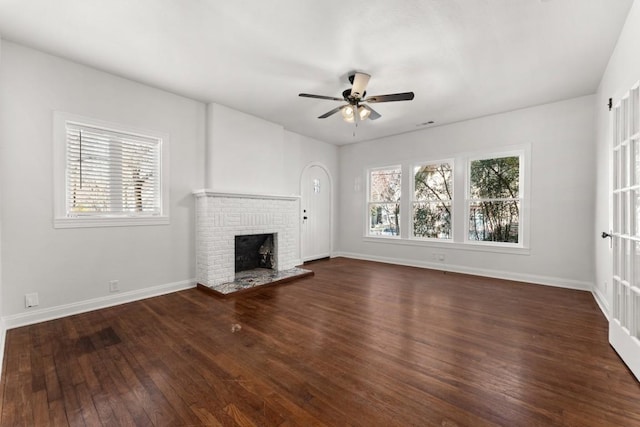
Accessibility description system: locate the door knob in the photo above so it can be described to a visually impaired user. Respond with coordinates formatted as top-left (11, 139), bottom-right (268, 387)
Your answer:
top-left (601, 231), bottom-right (612, 239)
top-left (303, 216), bottom-right (308, 220)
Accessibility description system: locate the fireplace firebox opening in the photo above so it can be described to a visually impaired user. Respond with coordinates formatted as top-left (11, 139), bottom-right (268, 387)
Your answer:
top-left (235, 233), bottom-right (276, 273)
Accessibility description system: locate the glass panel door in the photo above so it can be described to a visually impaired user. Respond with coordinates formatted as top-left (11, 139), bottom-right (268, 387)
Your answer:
top-left (610, 83), bottom-right (640, 381)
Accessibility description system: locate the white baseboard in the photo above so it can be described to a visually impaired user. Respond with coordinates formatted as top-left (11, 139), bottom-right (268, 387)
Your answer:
top-left (592, 286), bottom-right (611, 320)
top-left (333, 252), bottom-right (593, 291)
top-left (2, 279), bottom-right (196, 330)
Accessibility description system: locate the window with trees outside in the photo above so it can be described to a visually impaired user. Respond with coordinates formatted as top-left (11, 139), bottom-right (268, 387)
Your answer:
top-left (413, 162), bottom-right (453, 239)
top-left (467, 155), bottom-right (521, 244)
top-left (53, 112), bottom-right (169, 228)
top-left (368, 167), bottom-right (401, 236)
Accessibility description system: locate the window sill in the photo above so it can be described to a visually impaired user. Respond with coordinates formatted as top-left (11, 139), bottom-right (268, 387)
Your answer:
top-left (54, 216), bottom-right (170, 229)
top-left (362, 236), bottom-right (530, 255)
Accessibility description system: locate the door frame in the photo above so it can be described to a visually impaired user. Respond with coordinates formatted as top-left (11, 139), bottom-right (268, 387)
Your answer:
top-left (299, 162), bottom-right (334, 262)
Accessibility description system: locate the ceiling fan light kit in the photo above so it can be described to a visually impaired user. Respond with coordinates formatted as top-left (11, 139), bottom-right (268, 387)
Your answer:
top-left (358, 105), bottom-right (371, 121)
top-left (299, 72), bottom-right (414, 123)
top-left (339, 104), bottom-right (371, 123)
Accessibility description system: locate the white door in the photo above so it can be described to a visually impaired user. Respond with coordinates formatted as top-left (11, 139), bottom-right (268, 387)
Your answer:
top-left (301, 164), bottom-right (331, 261)
top-left (610, 82), bottom-right (640, 381)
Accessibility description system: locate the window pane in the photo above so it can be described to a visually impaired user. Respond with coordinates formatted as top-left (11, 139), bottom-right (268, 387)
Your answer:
top-left (634, 139), bottom-right (640, 186)
top-left (614, 237), bottom-right (620, 277)
top-left (625, 239), bottom-right (632, 282)
top-left (634, 241), bottom-right (640, 288)
top-left (414, 163), bottom-right (452, 202)
top-left (413, 202), bottom-right (451, 239)
top-left (622, 144), bottom-right (629, 188)
top-left (369, 203), bottom-right (400, 236)
top-left (468, 200), bottom-right (519, 243)
top-left (614, 148), bottom-right (620, 190)
top-left (636, 190), bottom-right (640, 237)
top-left (623, 97), bottom-right (630, 140)
top-left (370, 168), bottom-right (401, 202)
top-left (469, 156), bottom-right (519, 199)
top-left (121, 143), bottom-right (160, 212)
top-left (622, 191), bottom-right (628, 235)
top-left (66, 123), bottom-right (161, 216)
top-left (632, 87), bottom-right (639, 136)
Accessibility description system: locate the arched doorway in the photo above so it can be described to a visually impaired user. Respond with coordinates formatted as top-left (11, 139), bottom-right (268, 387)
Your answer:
top-left (300, 163), bottom-right (332, 261)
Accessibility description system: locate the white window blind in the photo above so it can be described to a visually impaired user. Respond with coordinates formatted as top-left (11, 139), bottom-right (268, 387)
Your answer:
top-left (65, 122), bottom-right (162, 217)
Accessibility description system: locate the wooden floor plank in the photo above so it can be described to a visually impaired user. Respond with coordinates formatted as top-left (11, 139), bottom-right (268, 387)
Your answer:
top-left (2, 257), bottom-right (640, 426)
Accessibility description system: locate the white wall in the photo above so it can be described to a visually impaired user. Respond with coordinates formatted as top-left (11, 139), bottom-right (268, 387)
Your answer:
top-left (338, 95), bottom-right (596, 289)
top-left (205, 103), bottom-right (339, 196)
top-left (0, 41), bottom-right (206, 325)
top-left (206, 103), bottom-right (286, 193)
top-left (594, 0), bottom-right (640, 316)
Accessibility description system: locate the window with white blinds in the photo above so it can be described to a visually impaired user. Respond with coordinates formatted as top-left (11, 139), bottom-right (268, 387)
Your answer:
top-left (54, 112), bottom-right (169, 228)
top-left (66, 123), bottom-right (161, 215)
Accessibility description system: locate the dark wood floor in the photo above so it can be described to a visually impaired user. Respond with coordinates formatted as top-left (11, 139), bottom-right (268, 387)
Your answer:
top-left (1, 257), bottom-right (639, 426)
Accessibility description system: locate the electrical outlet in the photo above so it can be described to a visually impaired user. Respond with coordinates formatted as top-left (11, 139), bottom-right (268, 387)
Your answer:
top-left (109, 280), bottom-right (119, 292)
top-left (25, 292), bottom-right (39, 308)
top-left (432, 253), bottom-right (446, 262)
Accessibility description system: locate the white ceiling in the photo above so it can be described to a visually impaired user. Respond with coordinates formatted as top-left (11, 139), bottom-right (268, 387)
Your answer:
top-left (0, 0), bottom-right (633, 145)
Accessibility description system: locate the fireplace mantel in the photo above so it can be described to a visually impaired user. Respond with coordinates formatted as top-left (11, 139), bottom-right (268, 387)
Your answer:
top-left (192, 189), bottom-right (300, 201)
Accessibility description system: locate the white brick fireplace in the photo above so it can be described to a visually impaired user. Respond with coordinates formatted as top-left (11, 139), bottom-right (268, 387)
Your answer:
top-left (193, 190), bottom-right (301, 287)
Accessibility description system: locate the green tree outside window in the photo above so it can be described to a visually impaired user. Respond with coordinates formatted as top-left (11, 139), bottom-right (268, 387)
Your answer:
top-left (468, 156), bottom-right (520, 243)
top-left (413, 163), bottom-right (452, 239)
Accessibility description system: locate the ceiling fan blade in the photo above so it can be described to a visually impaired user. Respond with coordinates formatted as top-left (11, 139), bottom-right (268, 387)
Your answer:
top-left (318, 105), bottom-right (346, 119)
top-left (363, 105), bottom-right (381, 120)
top-left (364, 92), bottom-right (415, 103)
top-left (299, 93), bottom-right (344, 101)
top-left (350, 72), bottom-right (371, 99)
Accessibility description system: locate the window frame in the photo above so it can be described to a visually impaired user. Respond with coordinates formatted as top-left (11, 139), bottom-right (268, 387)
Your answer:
top-left (410, 159), bottom-right (454, 241)
top-left (53, 111), bottom-right (170, 228)
top-left (464, 149), bottom-right (526, 248)
top-left (366, 165), bottom-right (402, 238)
top-left (362, 146), bottom-right (530, 252)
